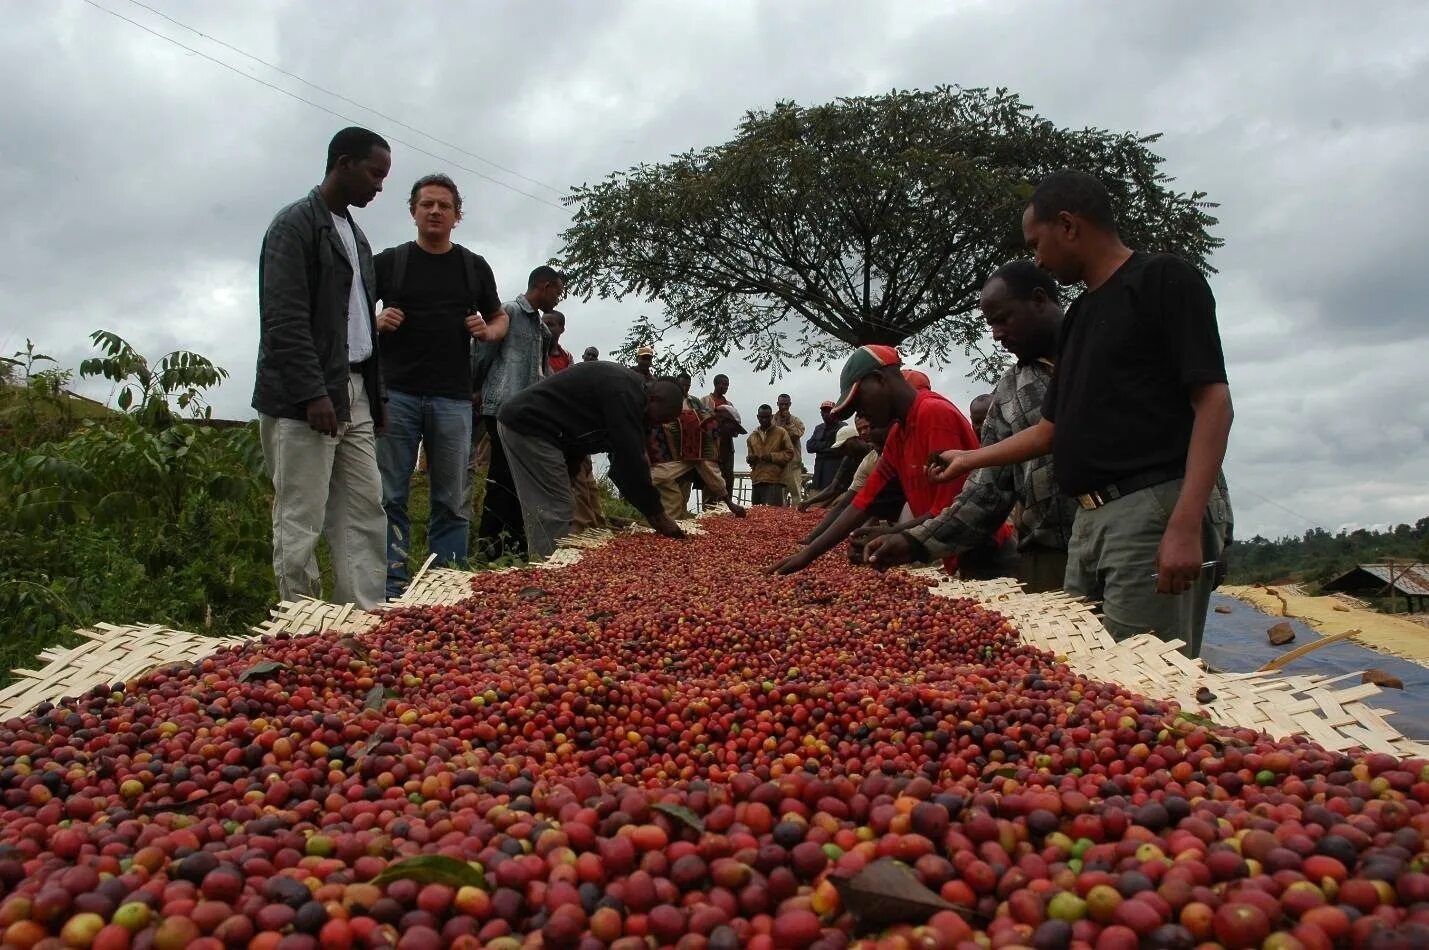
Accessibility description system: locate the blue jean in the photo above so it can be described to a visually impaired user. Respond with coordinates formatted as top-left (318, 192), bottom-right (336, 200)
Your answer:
top-left (376, 389), bottom-right (473, 598)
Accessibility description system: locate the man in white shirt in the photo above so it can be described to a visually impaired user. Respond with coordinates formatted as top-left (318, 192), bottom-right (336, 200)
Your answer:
top-left (253, 127), bottom-right (391, 608)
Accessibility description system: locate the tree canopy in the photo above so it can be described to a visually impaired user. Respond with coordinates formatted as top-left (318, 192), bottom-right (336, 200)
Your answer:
top-left (561, 86), bottom-right (1221, 379)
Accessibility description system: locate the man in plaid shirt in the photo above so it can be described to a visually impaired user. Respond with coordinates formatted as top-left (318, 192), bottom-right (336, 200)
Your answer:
top-left (865, 261), bottom-right (1077, 591)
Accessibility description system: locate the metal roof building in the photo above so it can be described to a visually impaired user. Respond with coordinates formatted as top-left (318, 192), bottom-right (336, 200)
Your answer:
top-left (1323, 563), bottom-right (1429, 611)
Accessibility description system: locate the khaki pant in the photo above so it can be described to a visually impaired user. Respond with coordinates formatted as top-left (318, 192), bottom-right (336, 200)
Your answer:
top-left (651, 459), bottom-right (726, 520)
top-left (259, 373), bottom-right (386, 609)
top-left (570, 455), bottom-right (606, 533)
top-left (1064, 478), bottom-right (1231, 659)
top-left (782, 461), bottom-right (803, 506)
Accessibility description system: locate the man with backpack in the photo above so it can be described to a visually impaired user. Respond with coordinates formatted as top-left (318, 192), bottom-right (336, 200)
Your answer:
top-left (373, 173), bottom-right (503, 599)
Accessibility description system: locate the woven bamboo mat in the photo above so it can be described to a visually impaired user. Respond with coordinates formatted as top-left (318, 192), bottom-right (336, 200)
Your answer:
top-left (0, 623), bottom-right (250, 719)
top-left (914, 571), bottom-right (1429, 757)
top-left (252, 599), bottom-right (381, 638)
top-left (7, 514), bottom-right (1426, 759)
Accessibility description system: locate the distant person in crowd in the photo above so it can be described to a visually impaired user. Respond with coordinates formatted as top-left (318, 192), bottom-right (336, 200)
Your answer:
top-left (773, 393), bottom-right (806, 504)
top-left (926, 171), bottom-right (1233, 657)
top-left (544, 310), bottom-right (574, 372)
top-left (866, 261), bottom-right (1076, 593)
top-left (582, 346), bottom-right (599, 362)
top-left (471, 265), bottom-right (565, 559)
top-left (542, 310), bottom-right (604, 532)
top-left (798, 418), bottom-right (872, 512)
top-left (766, 345), bottom-right (980, 575)
top-left (796, 417), bottom-right (900, 552)
top-left (372, 173), bottom-right (503, 599)
top-left (701, 405), bottom-right (749, 511)
top-left (649, 374), bottom-right (747, 519)
top-left (969, 393), bottom-right (995, 434)
top-left (746, 404), bottom-right (796, 506)
top-left (253, 126), bottom-right (391, 609)
top-left (633, 344), bottom-right (655, 380)
top-left (706, 373), bottom-right (736, 495)
top-left (496, 365), bottom-right (687, 557)
top-left (805, 400), bottom-right (841, 492)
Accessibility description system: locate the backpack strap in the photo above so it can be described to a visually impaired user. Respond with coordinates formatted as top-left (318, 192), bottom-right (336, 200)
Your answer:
top-left (455, 245), bottom-right (492, 315)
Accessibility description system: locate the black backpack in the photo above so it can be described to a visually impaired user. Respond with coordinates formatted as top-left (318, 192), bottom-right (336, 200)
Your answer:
top-left (386, 242), bottom-right (500, 393)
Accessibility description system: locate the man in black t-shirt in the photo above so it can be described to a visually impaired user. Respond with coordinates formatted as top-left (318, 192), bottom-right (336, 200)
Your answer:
top-left (373, 173), bottom-right (503, 599)
top-left (929, 170), bottom-right (1233, 657)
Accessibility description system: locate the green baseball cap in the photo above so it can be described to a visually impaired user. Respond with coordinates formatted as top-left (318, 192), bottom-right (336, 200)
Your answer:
top-left (830, 345), bottom-right (901, 419)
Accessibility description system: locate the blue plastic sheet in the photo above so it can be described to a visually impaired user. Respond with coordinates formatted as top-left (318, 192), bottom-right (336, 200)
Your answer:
top-left (1201, 592), bottom-right (1429, 740)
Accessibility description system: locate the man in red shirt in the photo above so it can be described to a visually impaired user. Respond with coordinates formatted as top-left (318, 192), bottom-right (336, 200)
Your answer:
top-left (766, 345), bottom-right (981, 575)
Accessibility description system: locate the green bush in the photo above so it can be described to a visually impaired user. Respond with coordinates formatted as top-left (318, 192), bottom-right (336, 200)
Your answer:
top-left (0, 332), bottom-right (673, 685)
top-left (0, 418), bottom-right (276, 678)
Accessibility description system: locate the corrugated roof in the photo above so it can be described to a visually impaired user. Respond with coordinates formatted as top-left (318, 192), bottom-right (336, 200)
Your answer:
top-left (1344, 563), bottom-right (1429, 597)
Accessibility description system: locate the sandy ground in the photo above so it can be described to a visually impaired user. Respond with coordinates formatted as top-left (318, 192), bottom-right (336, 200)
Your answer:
top-left (1224, 585), bottom-right (1429, 667)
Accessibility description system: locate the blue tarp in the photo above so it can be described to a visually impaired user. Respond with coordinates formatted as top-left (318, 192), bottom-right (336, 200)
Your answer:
top-left (1201, 592), bottom-right (1429, 740)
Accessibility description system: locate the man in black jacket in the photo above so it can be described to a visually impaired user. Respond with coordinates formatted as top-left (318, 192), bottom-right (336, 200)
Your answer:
top-left (252, 127), bottom-right (391, 609)
top-left (496, 363), bottom-right (687, 558)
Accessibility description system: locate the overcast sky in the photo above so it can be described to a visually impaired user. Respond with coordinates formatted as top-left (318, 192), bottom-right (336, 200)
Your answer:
top-left (3, 1), bottom-right (1426, 541)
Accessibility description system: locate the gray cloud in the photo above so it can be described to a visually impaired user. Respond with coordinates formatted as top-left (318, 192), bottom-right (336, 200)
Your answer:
top-left (1, 0), bottom-right (1425, 542)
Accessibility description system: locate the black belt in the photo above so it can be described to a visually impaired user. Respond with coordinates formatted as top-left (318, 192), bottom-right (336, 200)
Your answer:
top-left (349, 358), bottom-right (370, 374)
top-left (1075, 467), bottom-right (1183, 510)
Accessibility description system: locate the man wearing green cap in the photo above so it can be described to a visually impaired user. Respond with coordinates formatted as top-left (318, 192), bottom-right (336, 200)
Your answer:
top-left (766, 345), bottom-right (981, 575)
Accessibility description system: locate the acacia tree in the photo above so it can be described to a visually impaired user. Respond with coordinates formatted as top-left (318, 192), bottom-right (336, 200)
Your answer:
top-left (561, 86), bottom-right (1221, 380)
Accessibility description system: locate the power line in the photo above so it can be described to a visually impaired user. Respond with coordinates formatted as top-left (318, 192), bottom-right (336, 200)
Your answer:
top-left (1232, 484), bottom-right (1320, 531)
top-left (78, 0), bottom-right (567, 211)
top-left (122, 0), bottom-right (565, 197)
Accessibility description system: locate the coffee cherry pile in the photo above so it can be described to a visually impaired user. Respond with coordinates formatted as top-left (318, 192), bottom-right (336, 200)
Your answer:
top-left (2, 508), bottom-right (1428, 949)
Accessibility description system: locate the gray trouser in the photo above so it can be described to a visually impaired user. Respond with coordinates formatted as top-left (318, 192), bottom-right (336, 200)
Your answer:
top-left (1064, 477), bottom-right (1231, 659)
top-left (496, 422), bottom-right (573, 560)
top-left (258, 373), bottom-right (387, 609)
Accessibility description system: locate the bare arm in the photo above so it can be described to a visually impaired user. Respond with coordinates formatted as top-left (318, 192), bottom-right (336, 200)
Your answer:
top-left (800, 494), bottom-right (853, 542)
top-left (766, 502), bottom-right (874, 574)
top-left (1157, 383), bottom-right (1233, 593)
top-left (930, 418), bottom-right (1054, 482)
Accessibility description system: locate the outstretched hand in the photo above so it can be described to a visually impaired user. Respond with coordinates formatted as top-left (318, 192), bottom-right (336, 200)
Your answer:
top-left (864, 532), bottom-right (915, 570)
top-left (764, 549), bottom-right (815, 576)
top-left (926, 449), bottom-right (976, 483)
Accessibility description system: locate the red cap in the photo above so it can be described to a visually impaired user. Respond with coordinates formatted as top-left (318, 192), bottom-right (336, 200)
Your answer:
top-left (902, 369), bottom-right (931, 391)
